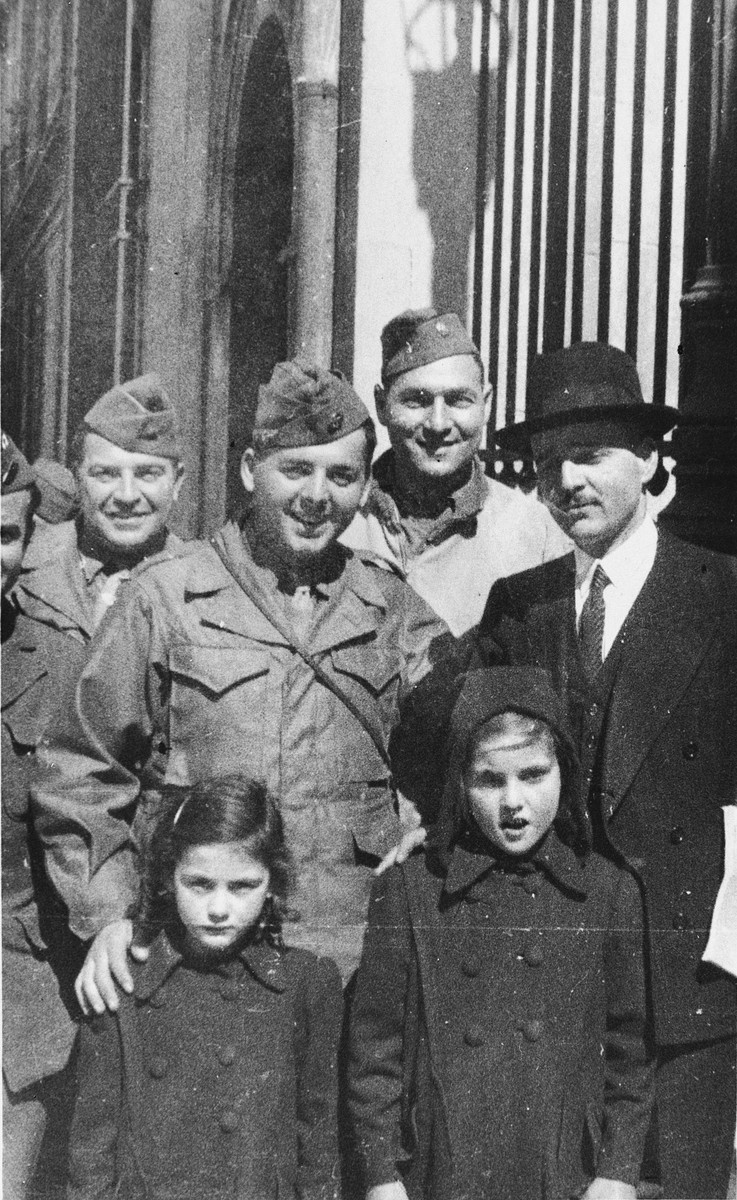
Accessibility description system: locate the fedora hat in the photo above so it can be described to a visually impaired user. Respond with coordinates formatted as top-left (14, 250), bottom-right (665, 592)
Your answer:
top-left (495, 342), bottom-right (678, 455)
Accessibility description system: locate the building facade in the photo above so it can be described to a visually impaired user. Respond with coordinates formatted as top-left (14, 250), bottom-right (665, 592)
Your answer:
top-left (2, 0), bottom-right (735, 547)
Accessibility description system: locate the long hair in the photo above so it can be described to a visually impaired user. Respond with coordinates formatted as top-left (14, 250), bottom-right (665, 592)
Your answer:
top-left (138, 774), bottom-right (292, 947)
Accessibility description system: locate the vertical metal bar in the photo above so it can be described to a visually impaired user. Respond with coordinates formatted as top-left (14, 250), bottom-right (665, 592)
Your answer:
top-left (488, 0), bottom-right (510, 404)
top-left (58, 0), bottom-right (80, 460)
top-left (570, 0), bottom-right (591, 343)
top-left (472, 0), bottom-right (493, 349)
top-left (596, 0), bottom-right (619, 343)
top-left (542, 0), bottom-right (576, 351)
top-left (527, 0), bottom-right (549, 368)
top-left (505, 0), bottom-right (529, 417)
top-left (625, 0), bottom-right (648, 360)
top-left (652, 0), bottom-right (679, 405)
top-left (112, 0), bottom-right (136, 385)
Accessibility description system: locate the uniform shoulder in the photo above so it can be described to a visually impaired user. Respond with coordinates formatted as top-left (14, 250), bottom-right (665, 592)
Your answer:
top-left (345, 544), bottom-right (405, 580)
top-left (128, 537), bottom-right (215, 585)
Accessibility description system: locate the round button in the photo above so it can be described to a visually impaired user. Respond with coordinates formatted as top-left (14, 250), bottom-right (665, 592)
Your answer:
top-left (463, 1024), bottom-right (485, 1048)
top-left (149, 1057), bottom-right (168, 1079)
top-left (218, 1044), bottom-right (236, 1066)
top-left (588, 703), bottom-right (599, 717)
top-left (682, 742), bottom-right (698, 760)
top-left (524, 945), bottom-right (544, 967)
top-left (148, 991), bottom-right (166, 1009)
top-left (522, 1019), bottom-right (544, 1042)
top-left (461, 959), bottom-right (481, 978)
top-left (219, 1110), bottom-right (239, 1134)
top-left (669, 826), bottom-right (686, 845)
top-left (220, 981), bottom-right (240, 1002)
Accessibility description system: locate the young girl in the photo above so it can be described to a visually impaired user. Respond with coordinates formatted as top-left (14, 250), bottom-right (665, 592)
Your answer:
top-left (348, 667), bottom-right (654, 1200)
top-left (68, 773), bottom-right (343, 1200)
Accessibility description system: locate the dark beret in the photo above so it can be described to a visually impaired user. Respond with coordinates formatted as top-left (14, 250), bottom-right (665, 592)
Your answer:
top-left (83, 374), bottom-right (181, 458)
top-left (2, 432), bottom-right (37, 496)
top-left (381, 309), bottom-right (481, 383)
top-left (253, 359), bottom-right (372, 451)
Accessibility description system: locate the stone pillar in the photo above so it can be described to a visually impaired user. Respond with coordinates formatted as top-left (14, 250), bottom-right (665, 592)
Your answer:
top-left (662, 0), bottom-right (737, 553)
top-left (291, 0), bottom-right (341, 364)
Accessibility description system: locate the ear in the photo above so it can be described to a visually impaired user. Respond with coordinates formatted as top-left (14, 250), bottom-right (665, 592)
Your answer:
top-left (374, 384), bottom-right (389, 428)
top-left (240, 448), bottom-right (256, 494)
top-left (636, 440), bottom-right (659, 490)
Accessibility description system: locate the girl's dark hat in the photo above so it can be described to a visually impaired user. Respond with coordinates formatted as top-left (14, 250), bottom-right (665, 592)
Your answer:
top-left (495, 342), bottom-right (679, 454)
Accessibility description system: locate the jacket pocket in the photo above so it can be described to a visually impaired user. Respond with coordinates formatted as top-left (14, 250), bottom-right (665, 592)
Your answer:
top-left (330, 644), bottom-right (401, 697)
top-left (169, 643), bottom-right (270, 697)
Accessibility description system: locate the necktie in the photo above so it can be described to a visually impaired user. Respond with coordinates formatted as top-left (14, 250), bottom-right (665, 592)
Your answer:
top-left (578, 564), bottom-right (609, 677)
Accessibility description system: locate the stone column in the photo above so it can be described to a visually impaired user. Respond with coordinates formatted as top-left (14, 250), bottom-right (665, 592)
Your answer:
top-left (662, 0), bottom-right (737, 553)
top-left (290, 0), bottom-right (341, 364)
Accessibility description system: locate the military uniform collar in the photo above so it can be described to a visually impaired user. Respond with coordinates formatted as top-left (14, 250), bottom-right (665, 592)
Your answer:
top-left (442, 827), bottom-right (588, 899)
top-left (367, 450), bottom-right (488, 541)
top-left (134, 928), bottom-right (288, 999)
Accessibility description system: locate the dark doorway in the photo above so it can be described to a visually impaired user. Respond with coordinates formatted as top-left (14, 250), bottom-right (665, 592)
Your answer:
top-left (227, 18), bottom-right (293, 509)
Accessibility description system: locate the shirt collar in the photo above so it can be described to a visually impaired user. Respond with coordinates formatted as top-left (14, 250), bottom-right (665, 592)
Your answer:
top-left (134, 928), bottom-right (288, 999)
top-left (574, 514), bottom-right (658, 590)
top-left (443, 827), bottom-right (588, 900)
top-left (368, 450), bottom-right (488, 538)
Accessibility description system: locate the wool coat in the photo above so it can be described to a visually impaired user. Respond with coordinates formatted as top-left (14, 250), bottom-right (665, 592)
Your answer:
top-left (2, 598), bottom-right (85, 1092)
top-left (348, 834), bottom-right (653, 1200)
top-left (67, 933), bottom-right (343, 1200)
top-left (33, 523), bottom-right (463, 979)
top-left (477, 529), bottom-right (737, 1047)
top-left (343, 452), bottom-right (570, 635)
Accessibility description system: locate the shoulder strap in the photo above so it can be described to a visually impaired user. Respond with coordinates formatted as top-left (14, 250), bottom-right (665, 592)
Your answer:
top-left (211, 533), bottom-right (391, 769)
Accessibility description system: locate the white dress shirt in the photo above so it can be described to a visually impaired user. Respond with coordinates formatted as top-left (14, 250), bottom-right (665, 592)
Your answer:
top-left (574, 516), bottom-right (658, 660)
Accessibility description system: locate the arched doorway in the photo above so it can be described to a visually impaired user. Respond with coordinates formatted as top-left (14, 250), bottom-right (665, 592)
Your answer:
top-left (227, 18), bottom-right (293, 509)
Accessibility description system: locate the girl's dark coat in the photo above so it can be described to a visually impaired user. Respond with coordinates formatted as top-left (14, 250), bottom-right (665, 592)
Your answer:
top-left (348, 835), bottom-right (654, 1200)
top-left (68, 933), bottom-right (342, 1200)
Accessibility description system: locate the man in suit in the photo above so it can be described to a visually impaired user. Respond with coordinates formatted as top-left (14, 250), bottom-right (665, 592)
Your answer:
top-left (478, 342), bottom-right (737, 1200)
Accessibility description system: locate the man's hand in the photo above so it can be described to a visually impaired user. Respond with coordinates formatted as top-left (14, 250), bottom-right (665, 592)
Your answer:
top-left (374, 826), bottom-right (427, 876)
top-left (366, 1183), bottom-right (409, 1200)
top-left (580, 1179), bottom-right (636, 1200)
top-left (75, 919), bottom-right (150, 1016)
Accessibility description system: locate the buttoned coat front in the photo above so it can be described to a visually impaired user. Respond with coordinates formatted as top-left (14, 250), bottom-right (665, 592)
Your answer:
top-left (348, 836), bottom-right (653, 1200)
top-left (33, 525), bottom-right (456, 979)
top-left (68, 934), bottom-right (343, 1200)
top-left (477, 530), bottom-right (737, 1046)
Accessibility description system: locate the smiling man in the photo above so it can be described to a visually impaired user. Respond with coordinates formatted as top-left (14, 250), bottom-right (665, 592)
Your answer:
top-left (33, 360), bottom-right (462, 1014)
top-left (478, 342), bottom-right (737, 1200)
top-left (16, 374), bottom-right (185, 643)
top-left (343, 308), bottom-right (569, 634)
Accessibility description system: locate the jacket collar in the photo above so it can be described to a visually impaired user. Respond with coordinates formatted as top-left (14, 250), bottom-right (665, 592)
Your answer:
top-left (367, 449), bottom-right (488, 536)
top-left (442, 827), bottom-right (588, 899)
top-left (134, 929), bottom-right (288, 1000)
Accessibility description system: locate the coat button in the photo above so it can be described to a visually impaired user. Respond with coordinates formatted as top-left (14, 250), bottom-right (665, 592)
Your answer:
top-left (524, 945), bottom-right (544, 967)
top-left (220, 981), bottom-right (240, 1002)
top-left (461, 959), bottom-right (481, 978)
top-left (218, 1044), bottom-right (236, 1066)
top-left (588, 703), bottom-right (599, 717)
top-left (522, 1019), bottom-right (544, 1042)
top-left (149, 1057), bottom-right (168, 1079)
top-left (682, 742), bottom-right (698, 760)
top-left (669, 826), bottom-right (686, 845)
top-left (219, 1110), bottom-right (239, 1133)
top-left (464, 1024), bottom-right (485, 1047)
top-left (672, 911), bottom-right (692, 930)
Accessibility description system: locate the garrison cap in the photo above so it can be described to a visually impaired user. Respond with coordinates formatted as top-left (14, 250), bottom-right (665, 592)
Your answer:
top-left (496, 342), bottom-right (678, 453)
top-left (1, 432), bottom-right (37, 496)
top-left (253, 359), bottom-right (372, 451)
top-left (33, 458), bottom-right (78, 523)
top-left (381, 308), bottom-right (482, 384)
top-left (83, 374), bottom-right (181, 459)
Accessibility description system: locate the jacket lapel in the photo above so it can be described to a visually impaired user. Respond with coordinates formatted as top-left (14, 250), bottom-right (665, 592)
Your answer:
top-left (602, 534), bottom-right (719, 814)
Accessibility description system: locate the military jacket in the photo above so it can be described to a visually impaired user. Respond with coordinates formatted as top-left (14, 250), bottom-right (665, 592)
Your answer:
top-left (34, 525), bottom-right (457, 978)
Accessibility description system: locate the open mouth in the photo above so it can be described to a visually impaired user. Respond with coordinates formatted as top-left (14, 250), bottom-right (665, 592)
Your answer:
top-left (501, 817), bottom-right (528, 835)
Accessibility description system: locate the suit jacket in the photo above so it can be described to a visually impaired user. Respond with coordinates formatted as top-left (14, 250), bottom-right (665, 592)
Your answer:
top-left (478, 529), bottom-right (737, 1046)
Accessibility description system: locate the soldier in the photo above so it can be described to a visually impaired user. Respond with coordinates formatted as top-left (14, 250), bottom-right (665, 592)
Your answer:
top-left (1, 435), bottom-right (84, 1199)
top-left (17, 373), bottom-right (185, 642)
top-left (33, 361), bottom-right (463, 1016)
top-left (343, 308), bottom-right (569, 634)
